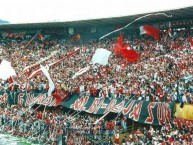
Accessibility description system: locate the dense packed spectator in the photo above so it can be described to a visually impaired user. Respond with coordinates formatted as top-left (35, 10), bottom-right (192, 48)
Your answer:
top-left (0, 29), bottom-right (192, 104)
top-left (0, 27), bottom-right (193, 145)
top-left (117, 117), bottom-right (193, 145)
top-left (0, 104), bottom-right (121, 144)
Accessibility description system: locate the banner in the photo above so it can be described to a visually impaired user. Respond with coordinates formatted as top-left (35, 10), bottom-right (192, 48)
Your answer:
top-left (0, 92), bottom-right (56, 107)
top-left (0, 92), bottom-right (175, 125)
top-left (175, 103), bottom-right (193, 121)
top-left (61, 95), bottom-right (175, 125)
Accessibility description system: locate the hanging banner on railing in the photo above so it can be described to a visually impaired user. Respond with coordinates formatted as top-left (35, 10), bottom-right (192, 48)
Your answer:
top-left (0, 92), bottom-right (175, 125)
top-left (0, 92), bottom-right (56, 107)
top-left (61, 94), bottom-right (175, 125)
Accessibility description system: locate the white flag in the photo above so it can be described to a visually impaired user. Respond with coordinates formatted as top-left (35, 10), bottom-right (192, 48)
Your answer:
top-left (91, 48), bottom-right (111, 65)
top-left (0, 60), bottom-right (16, 80)
top-left (40, 65), bottom-right (55, 97)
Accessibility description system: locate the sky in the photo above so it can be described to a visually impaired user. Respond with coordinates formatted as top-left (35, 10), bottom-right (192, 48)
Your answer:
top-left (0, 0), bottom-right (193, 24)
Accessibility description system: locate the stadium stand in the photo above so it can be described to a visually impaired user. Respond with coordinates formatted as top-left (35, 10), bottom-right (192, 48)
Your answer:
top-left (0, 7), bottom-right (193, 145)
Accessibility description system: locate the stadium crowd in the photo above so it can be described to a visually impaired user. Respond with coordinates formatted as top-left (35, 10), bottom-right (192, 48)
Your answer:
top-left (0, 29), bottom-right (193, 104)
top-left (0, 27), bottom-right (193, 145)
top-left (0, 104), bottom-right (193, 145)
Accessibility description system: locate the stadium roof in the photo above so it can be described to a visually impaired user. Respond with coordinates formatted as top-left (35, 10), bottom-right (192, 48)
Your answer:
top-left (0, 6), bottom-right (193, 30)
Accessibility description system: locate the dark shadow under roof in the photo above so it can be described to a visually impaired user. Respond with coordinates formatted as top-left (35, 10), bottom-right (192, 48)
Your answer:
top-left (0, 6), bottom-right (193, 30)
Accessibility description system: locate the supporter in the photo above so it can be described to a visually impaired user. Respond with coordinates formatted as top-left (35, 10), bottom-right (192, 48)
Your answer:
top-left (114, 130), bottom-right (120, 145)
top-left (0, 29), bottom-right (192, 104)
top-left (135, 128), bottom-right (143, 137)
top-left (0, 28), bottom-right (192, 144)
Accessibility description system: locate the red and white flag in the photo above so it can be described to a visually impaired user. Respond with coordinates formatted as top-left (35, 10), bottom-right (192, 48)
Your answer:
top-left (140, 25), bottom-right (161, 40)
top-left (28, 68), bottom-right (42, 80)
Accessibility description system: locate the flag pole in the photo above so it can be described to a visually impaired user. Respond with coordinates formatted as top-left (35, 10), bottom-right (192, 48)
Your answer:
top-left (43, 104), bottom-right (47, 119)
top-left (93, 111), bottom-right (110, 125)
top-left (24, 31), bottom-right (41, 49)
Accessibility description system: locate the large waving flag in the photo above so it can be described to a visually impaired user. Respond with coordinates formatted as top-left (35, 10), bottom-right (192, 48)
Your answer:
top-left (114, 33), bottom-right (124, 55)
top-left (28, 68), bottom-right (42, 80)
top-left (114, 34), bottom-right (140, 63)
top-left (121, 48), bottom-right (140, 63)
top-left (117, 33), bottom-right (124, 46)
top-left (140, 25), bottom-right (161, 40)
top-left (0, 60), bottom-right (16, 80)
top-left (40, 65), bottom-right (55, 97)
top-left (92, 48), bottom-right (112, 65)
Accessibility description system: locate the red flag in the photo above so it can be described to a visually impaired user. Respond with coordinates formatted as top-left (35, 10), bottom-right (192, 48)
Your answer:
top-left (114, 33), bottom-right (124, 55)
top-left (28, 69), bottom-right (42, 80)
top-left (117, 33), bottom-right (124, 46)
top-left (121, 49), bottom-right (140, 63)
top-left (52, 93), bottom-right (62, 106)
top-left (114, 33), bottom-right (140, 63)
top-left (188, 37), bottom-right (193, 46)
top-left (140, 25), bottom-right (161, 40)
top-left (114, 43), bottom-right (123, 55)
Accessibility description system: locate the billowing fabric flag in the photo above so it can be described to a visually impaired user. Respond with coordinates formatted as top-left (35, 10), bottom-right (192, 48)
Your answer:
top-left (40, 65), bottom-right (55, 97)
top-left (26, 49), bottom-right (80, 79)
top-left (114, 43), bottom-right (123, 55)
top-left (121, 48), bottom-right (140, 63)
top-left (140, 25), bottom-right (161, 40)
top-left (0, 60), bottom-right (16, 80)
top-left (117, 33), bottom-right (124, 46)
top-left (114, 34), bottom-right (140, 63)
top-left (92, 48), bottom-right (112, 65)
top-left (28, 68), bottom-right (42, 80)
top-left (114, 33), bottom-right (124, 55)
top-left (21, 50), bottom-right (58, 75)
